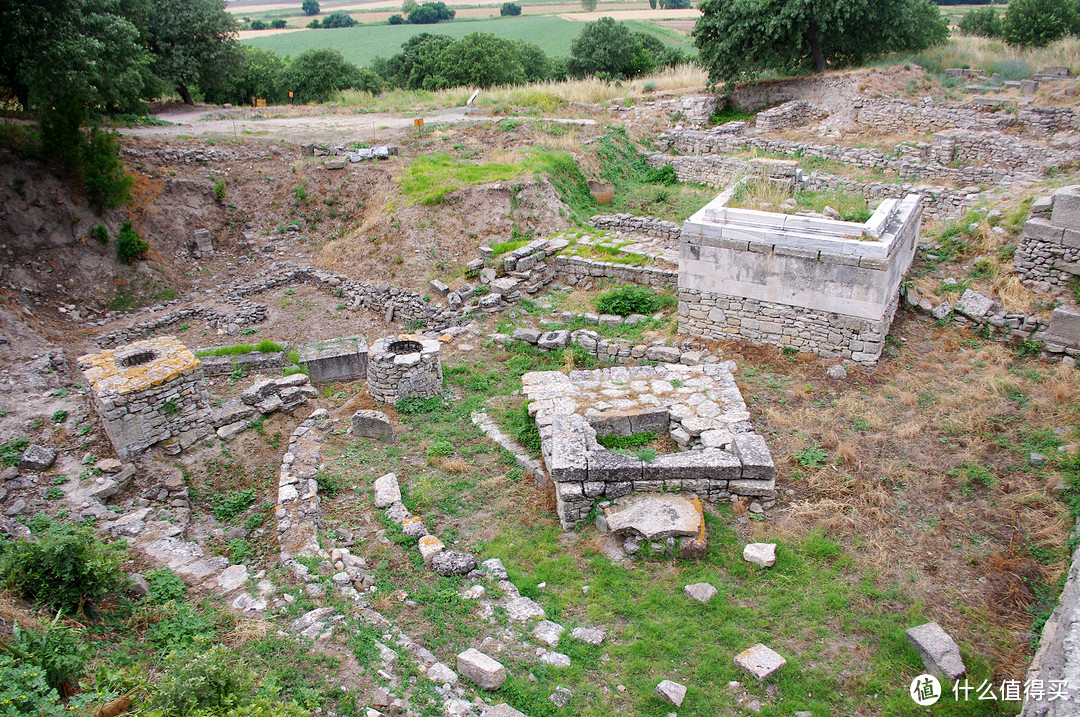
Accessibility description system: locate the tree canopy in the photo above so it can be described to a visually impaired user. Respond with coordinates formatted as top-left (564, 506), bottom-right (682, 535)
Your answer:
top-left (692, 0), bottom-right (949, 84)
top-left (1002, 0), bottom-right (1080, 47)
top-left (141, 0), bottom-right (243, 105)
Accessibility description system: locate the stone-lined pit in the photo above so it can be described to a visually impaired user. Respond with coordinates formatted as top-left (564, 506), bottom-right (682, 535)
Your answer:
top-left (366, 334), bottom-right (443, 404)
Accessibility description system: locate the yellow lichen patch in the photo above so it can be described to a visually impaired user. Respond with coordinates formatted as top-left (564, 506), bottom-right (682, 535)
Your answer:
top-left (78, 337), bottom-right (200, 396)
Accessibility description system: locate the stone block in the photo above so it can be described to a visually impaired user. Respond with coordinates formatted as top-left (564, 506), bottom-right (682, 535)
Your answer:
top-left (743, 542), bottom-right (777, 567)
top-left (1052, 186), bottom-right (1080, 228)
top-left (538, 330), bottom-right (571, 350)
top-left (603, 494), bottom-right (702, 540)
top-left (457, 648), bottom-right (507, 690)
top-left (352, 409), bottom-right (394, 442)
top-left (533, 619), bottom-right (565, 647)
top-left (906, 622), bottom-right (966, 682)
top-left (1048, 306), bottom-right (1080, 345)
top-left (373, 472), bottom-right (401, 508)
top-left (431, 550), bottom-right (477, 576)
top-left (643, 448), bottom-right (740, 482)
top-left (588, 412), bottom-right (632, 437)
top-left (512, 328), bottom-right (542, 344)
top-left (654, 680), bottom-right (687, 707)
top-left (428, 279), bottom-right (450, 298)
top-left (569, 627), bottom-right (605, 644)
top-left (418, 535), bottom-right (445, 565)
top-left (427, 662), bottom-right (458, 686)
top-left (732, 434), bottom-right (775, 481)
top-left (644, 346), bottom-right (682, 363)
top-left (20, 445), bottom-right (56, 472)
top-left (586, 450), bottom-right (643, 483)
top-left (482, 705), bottom-right (527, 717)
top-left (548, 414), bottom-right (588, 483)
top-left (628, 408), bottom-right (670, 435)
top-left (735, 643), bottom-right (787, 680)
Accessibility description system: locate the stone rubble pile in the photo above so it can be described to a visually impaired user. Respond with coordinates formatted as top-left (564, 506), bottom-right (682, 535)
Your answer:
top-left (211, 373), bottom-right (318, 439)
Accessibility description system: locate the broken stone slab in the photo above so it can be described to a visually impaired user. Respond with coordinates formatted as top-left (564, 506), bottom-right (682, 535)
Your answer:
top-left (743, 543), bottom-right (777, 568)
top-left (654, 679), bottom-right (687, 707)
top-left (96, 458), bottom-right (123, 473)
top-left (217, 420), bottom-right (248, 441)
top-left (457, 648), bottom-right (507, 690)
top-left (549, 686), bottom-right (572, 707)
top-left (428, 279), bottom-right (450, 298)
top-left (506, 596), bottom-right (546, 622)
top-left (537, 330), bottom-right (571, 351)
top-left (532, 619), bottom-right (565, 647)
top-left (540, 651), bottom-right (571, 667)
top-left (289, 607), bottom-right (337, 635)
top-left (513, 327), bottom-right (542, 344)
top-left (20, 444), bottom-right (57, 471)
top-left (569, 627), bottom-right (605, 644)
top-left (734, 643), bottom-right (787, 680)
top-left (732, 434), bottom-right (774, 482)
top-left (401, 516), bottom-right (428, 539)
top-left (431, 550), bottom-right (477, 576)
top-left (482, 705), bottom-right (527, 717)
top-left (352, 410), bottom-right (394, 442)
top-left (603, 494), bottom-right (703, 541)
top-left (684, 582), bottom-right (718, 603)
top-left (373, 472), bottom-right (401, 508)
top-left (427, 662), bottom-right (458, 686)
top-left (905, 622), bottom-right (966, 681)
top-left (955, 289), bottom-right (994, 320)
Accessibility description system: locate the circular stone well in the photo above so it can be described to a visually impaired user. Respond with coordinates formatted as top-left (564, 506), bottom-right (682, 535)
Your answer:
top-left (366, 334), bottom-right (443, 404)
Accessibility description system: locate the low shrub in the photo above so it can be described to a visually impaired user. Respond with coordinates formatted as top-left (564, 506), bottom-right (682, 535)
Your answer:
top-left (153, 645), bottom-right (255, 717)
top-left (145, 567), bottom-right (188, 603)
top-left (0, 653), bottom-right (66, 716)
top-left (596, 285), bottom-right (673, 316)
top-left (6, 621), bottom-right (89, 692)
top-left (116, 221), bottom-right (149, 264)
top-left (210, 489), bottom-right (256, 522)
top-left (0, 515), bottom-right (126, 611)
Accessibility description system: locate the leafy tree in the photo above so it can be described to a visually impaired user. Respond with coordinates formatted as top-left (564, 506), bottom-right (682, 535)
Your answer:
top-left (142, 0), bottom-right (243, 104)
top-left (428, 33), bottom-right (528, 88)
top-left (581, 0), bottom-right (598, 10)
top-left (634, 31), bottom-right (691, 68)
top-left (302, 0), bottom-right (320, 14)
top-left (270, 18), bottom-right (287, 28)
top-left (402, 0), bottom-right (418, 12)
top-left (500, 2), bottom-right (522, 15)
top-left (250, 19), bottom-right (267, 29)
top-left (373, 33), bottom-right (455, 88)
top-left (958, 6), bottom-right (1002, 37)
top-left (407, 1), bottom-right (455, 23)
top-left (117, 221), bottom-right (149, 262)
top-left (81, 127), bottom-right (134, 209)
top-left (1002, 0), bottom-right (1080, 46)
top-left (318, 11), bottom-right (358, 27)
top-left (659, 0), bottom-right (691, 8)
top-left (277, 48), bottom-right (363, 102)
top-left (389, 14), bottom-right (405, 23)
top-left (231, 46), bottom-right (287, 104)
top-left (568, 17), bottom-right (653, 79)
top-left (693, 0), bottom-right (948, 84)
top-left (0, 0), bottom-right (146, 113)
top-left (515, 41), bottom-right (555, 81)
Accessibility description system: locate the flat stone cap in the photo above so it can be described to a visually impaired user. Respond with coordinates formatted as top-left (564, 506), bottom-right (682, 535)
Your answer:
top-left (604, 494), bottom-right (703, 541)
top-left (734, 643), bottom-right (787, 680)
top-left (79, 336), bottom-right (200, 396)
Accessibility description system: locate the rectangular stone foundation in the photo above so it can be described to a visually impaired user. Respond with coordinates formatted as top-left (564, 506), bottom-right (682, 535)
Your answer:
top-left (79, 337), bottom-right (212, 458)
top-left (678, 191), bottom-right (923, 364)
top-left (299, 335), bottom-right (369, 384)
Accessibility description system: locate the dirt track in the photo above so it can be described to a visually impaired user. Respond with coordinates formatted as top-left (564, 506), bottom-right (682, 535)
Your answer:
top-left (122, 106), bottom-right (596, 143)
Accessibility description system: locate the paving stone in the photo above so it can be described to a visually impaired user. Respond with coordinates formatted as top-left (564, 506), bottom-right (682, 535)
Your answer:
top-left (427, 662), bottom-right (458, 686)
top-left (457, 648), bottom-right (507, 690)
top-left (569, 627), bottom-right (606, 644)
top-left (540, 651), bottom-right (571, 667)
top-left (734, 643), bottom-right (787, 680)
top-left (373, 473), bottom-right (401, 508)
top-left (684, 582), bottom-right (718, 603)
top-left (743, 543), bottom-right (777, 568)
top-left (533, 619), bottom-right (565, 647)
top-left (506, 596), bottom-right (546, 622)
top-left (905, 622), bottom-right (966, 681)
top-left (955, 289), bottom-right (994, 320)
top-left (418, 535), bottom-right (445, 565)
top-left (654, 679), bottom-right (687, 707)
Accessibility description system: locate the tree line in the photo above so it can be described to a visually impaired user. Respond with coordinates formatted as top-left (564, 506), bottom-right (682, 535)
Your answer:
top-left (957, 0), bottom-right (1080, 47)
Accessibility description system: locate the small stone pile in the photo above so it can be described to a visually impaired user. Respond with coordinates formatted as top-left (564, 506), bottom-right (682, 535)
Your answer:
top-left (211, 373), bottom-right (318, 440)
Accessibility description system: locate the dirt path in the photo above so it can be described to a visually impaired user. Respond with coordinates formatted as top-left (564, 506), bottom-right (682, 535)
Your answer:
top-left (121, 107), bottom-right (596, 143)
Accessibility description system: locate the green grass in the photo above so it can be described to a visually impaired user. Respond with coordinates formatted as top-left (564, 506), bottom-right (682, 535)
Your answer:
top-left (399, 154), bottom-right (534, 205)
top-left (195, 340), bottom-right (286, 357)
top-left (247, 16), bottom-right (588, 68)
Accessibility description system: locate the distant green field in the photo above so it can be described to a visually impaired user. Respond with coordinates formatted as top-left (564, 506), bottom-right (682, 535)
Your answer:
top-left (244, 15), bottom-right (686, 66)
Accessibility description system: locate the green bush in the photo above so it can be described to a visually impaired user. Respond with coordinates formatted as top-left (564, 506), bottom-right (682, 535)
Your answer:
top-left (81, 128), bottom-right (133, 210)
top-left (0, 516), bottom-right (126, 611)
top-left (425, 439), bottom-right (454, 459)
top-left (794, 442), bottom-right (827, 468)
top-left (0, 438), bottom-right (29, 468)
top-left (596, 285), bottom-right (667, 316)
top-left (277, 48), bottom-right (366, 103)
top-left (145, 567), bottom-right (188, 603)
top-left (213, 180), bottom-right (226, 201)
top-left (153, 645), bottom-right (255, 717)
top-left (958, 6), bottom-right (1002, 37)
top-left (315, 469), bottom-right (344, 498)
top-left (116, 221), bottom-right (149, 264)
top-left (500, 1), bottom-right (521, 15)
top-left (147, 603), bottom-right (222, 649)
top-left (190, 697), bottom-right (309, 717)
top-left (91, 224), bottom-right (109, 244)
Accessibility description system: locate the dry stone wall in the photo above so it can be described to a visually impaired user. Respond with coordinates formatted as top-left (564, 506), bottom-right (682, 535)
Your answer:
top-left (552, 255), bottom-right (677, 289)
top-left (1016, 187), bottom-right (1080, 290)
top-left (588, 214), bottom-right (681, 242)
top-left (755, 100), bottom-right (828, 133)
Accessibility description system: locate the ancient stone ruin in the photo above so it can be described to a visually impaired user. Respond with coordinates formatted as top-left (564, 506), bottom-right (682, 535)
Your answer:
top-left (78, 336), bottom-right (213, 458)
top-left (522, 362), bottom-right (775, 530)
top-left (366, 334), bottom-right (444, 404)
top-left (679, 188), bottom-right (923, 363)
